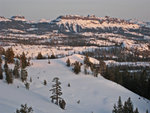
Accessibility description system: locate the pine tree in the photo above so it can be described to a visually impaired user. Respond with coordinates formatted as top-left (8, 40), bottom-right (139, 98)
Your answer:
top-left (148, 79), bottom-right (150, 99)
top-left (30, 77), bottom-right (32, 83)
top-left (134, 108), bottom-right (139, 113)
top-left (5, 69), bottom-right (13, 84)
top-left (50, 77), bottom-right (62, 105)
top-left (0, 56), bottom-right (2, 64)
top-left (117, 96), bottom-right (123, 113)
top-left (113, 97), bottom-right (139, 113)
top-left (50, 53), bottom-right (56, 59)
top-left (123, 101), bottom-right (128, 113)
top-left (44, 80), bottom-right (47, 85)
top-left (126, 97), bottom-right (134, 113)
top-left (0, 63), bottom-right (3, 80)
top-left (16, 104), bottom-right (33, 113)
top-left (112, 104), bottom-right (117, 113)
top-left (20, 52), bottom-right (28, 69)
top-left (13, 60), bottom-right (20, 78)
top-left (66, 58), bottom-right (71, 67)
top-left (50, 77), bottom-right (66, 109)
top-left (84, 65), bottom-right (88, 75)
top-left (84, 55), bottom-right (91, 67)
top-left (5, 47), bottom-right (14, 63)
top-left (4, 60), bottom-right (8, 71)
top-left (25, 82), bottom-right (30, 90)
top-left (2, 49), bottom-right (5, 55)
top-left (21, 69), bottom-right (28, 82)
top-left (73, 61), bottom-right (81, 74)
top-left (0, 57), bottom-right (3, 80)
top-left (93, 69), bottom-right (98, 77)
top-left (36, 52), bottom-right (43, 59)
top-left (99, 60), bottom-right (106, 76)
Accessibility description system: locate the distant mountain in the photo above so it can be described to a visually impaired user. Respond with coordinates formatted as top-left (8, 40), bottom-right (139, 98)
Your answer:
top-left (129, 19), bottom-right (150, 28)
top-left (11, 16), bottom-right (26, 21)
top-left (52, 15), bottom-right (139, 33)
top-left (0, 15), bottom-right (150, 37)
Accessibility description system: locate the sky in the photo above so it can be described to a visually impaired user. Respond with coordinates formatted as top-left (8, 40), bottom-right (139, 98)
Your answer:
top-left (0, 0), bottom-right (150, 22)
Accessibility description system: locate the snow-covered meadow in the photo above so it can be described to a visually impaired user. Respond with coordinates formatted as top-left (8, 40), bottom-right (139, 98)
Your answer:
top-left (0, 54), bottom-right (150, 113)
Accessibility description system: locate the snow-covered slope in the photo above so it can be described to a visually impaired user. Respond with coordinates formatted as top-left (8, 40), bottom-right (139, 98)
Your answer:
top-left (0, 54), bottom-right (149, 113)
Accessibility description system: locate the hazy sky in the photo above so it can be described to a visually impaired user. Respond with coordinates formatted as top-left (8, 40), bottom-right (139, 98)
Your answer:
top-left (0, 0), bottom-right (150, 21)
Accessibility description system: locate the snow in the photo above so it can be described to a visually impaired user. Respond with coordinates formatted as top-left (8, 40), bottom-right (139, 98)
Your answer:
top-left (0, 54), bottom-right (150, 113)
top-left (2, 29), bottom-right (26, 33)
top-left (3, 45), bottom-right (99, 58)
top-left (27, 28), bottom-right (38, 31)
top-left (108, 37), bottom-right (149, 51)
top-left (39, 19), bottom-right (51, 23)
top-left (0, 16), bottom-right (11, 22)
top-left (11, 16), bottom-right (26, 22)
top-left (56, 16), bottom-right (140, 31)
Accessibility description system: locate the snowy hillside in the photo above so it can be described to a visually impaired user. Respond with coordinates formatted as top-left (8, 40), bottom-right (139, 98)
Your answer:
top-left (0, 54), bottom-right (149, 113)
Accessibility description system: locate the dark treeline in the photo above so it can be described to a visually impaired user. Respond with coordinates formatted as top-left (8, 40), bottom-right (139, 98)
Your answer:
top-left (103, 66), bottom-right (150, 100)
top-left (82, 47), bottom-right (150, 62)
top-left (82, 49), bottom-right (150, 100)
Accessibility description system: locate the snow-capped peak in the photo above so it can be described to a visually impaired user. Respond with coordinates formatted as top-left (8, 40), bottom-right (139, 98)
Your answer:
top-left (11, 16), bottom-right (26, 21)
top-left (39, 18), bottom-right (51, 23)
top-left (0, 16), bottom-right (11, 22)
top-left (51, 15), bottom-right (140, 33)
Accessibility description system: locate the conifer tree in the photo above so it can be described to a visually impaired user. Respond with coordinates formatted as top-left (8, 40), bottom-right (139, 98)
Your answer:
top-left (16, 104), bottom-right (33, 113)
top-left (117, 96), bottom-right (123, 113)
top-left (4, 60), bottom-right (8, 71)
top-left (50, 77), bottom-right (66, 109)
top-left (99, 60), bottom-right (106, 76)
top-left (126, 97), bottom-right (134, 113)
top-left (30, 77), bottom-right (32, 83)
top-left (0, 57), bottom-right (3, 79)
top-left (134, 108), bottom-right (139, 113)
top-left (113, 97), bottom-right (140, 113)
top-left (0, 56), bottom-right (2, 64)
top-left (112, 104), bottom-right (117, 113)
top-left (84, 54), bottom-right (91, 67)
top-left (44, 80), bottom-right (47, 85)
top-left (84, 65), bottom-right (88, 75)
top-left (5, 69), bottom-right (13, 84)
top-left (66, 58), bottom-right (71, 67)
top-left (13, 60), bottom-right (20, 78)
top-left (25, 82), bottom-right (30, 90)
top-left (21, 68), bottom-right (28, 82)
top-left (20, 52), bottom-right (28, 69)
top-left (2, 49), bottom-right (5, 55)
top-left (5, 47), bottom-right (14, 63)
top-left (0, 63), bottom-right (3, 80)
top-left (50, 77), bottom-right (62, 105)
top-left (73, 61), bottom-right (81, 74)
top-left (36, 52), bottom-right (43, 59)
top-left (50, 53), bottom-right (56, 59)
